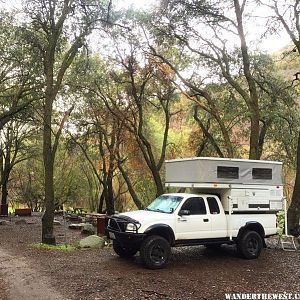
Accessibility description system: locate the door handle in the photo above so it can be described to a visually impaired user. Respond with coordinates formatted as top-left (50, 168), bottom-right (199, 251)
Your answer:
top-left (178, 218), bottom-right (187, 222)
top-left (203, 218), bottom-right (209, 222)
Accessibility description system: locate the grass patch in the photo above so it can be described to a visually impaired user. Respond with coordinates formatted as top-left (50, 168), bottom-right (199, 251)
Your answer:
top-left (31, 243), bottom-right (76, 252)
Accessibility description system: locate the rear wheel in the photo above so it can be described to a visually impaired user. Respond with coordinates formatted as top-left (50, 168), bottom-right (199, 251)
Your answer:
top-left (113, 240), bottom-right (138, 258)
top-left (140, 235), bottom-right (171, 269)
top-left (237, 231), bottom-right (263, 259)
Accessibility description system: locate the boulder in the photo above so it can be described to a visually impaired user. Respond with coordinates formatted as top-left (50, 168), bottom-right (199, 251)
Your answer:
top-left (0, 220), bottom-right (10, 225)
top-left (15, 219), bottom-right (27, 225)
top-left (81, 223), bottom-right (95, 235)
top-left (79, 235), bottom-right (105, 249)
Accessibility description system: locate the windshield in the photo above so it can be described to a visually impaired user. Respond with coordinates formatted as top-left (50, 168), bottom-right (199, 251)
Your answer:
top-left (146, 195), bottom-right (183, 214)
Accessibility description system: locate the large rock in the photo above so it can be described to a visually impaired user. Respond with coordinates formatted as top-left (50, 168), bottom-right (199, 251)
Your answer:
top-left (15, 219), bottom-right (27, 225)
top-left (81, 223), bottom-right (95, 235)
top-left (0, 220), bottom-right (10, 225)
top-left (79, 235), bottom-right (105, 249)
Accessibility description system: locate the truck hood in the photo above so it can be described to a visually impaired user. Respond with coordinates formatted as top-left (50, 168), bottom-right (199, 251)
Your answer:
top-left (119, 210), bottom-right (174, 228)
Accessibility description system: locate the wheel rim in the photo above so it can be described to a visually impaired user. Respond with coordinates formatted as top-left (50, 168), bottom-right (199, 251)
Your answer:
top-left (150, 244), bottom-right (166, 265)
top-left (246, 237), bottom-right (259, 254)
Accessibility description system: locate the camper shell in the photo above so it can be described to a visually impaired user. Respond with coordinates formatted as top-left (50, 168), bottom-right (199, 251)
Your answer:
top-left (165, 157), bottom-right (283, 212)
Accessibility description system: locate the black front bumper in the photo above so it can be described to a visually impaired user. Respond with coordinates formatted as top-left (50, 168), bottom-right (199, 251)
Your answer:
top-left (106, 215), bottom-right (146, 249)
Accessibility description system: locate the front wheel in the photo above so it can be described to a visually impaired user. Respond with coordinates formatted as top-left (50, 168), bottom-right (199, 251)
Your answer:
top-left (140, 235), bottom-right (171, 269)
top-left (237, 231), bottom-right (263, 259)
top-left (113, 240), bottom-right (138, 258)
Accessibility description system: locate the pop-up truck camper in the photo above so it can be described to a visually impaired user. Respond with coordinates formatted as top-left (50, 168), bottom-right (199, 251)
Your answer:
top-left (106, 158), bottom-right (283, 269)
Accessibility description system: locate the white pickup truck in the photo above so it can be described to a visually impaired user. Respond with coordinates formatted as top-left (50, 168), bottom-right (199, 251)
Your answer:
top-left (106, 158), bottom-right (282, 269)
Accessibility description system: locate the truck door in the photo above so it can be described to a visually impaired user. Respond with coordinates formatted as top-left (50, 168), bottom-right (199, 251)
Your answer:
top-left (176, 197), bottom-right (211, 240)
top-left (206, 196), bottom-right (227, 238)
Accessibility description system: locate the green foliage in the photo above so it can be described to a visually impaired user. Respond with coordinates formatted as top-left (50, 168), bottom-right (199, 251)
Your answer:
top-left (11, 138), bottom-right (99, 211)
top-left (0, 12), bottom-right (40, 127)
top-left (277, 211), bottom-right (285, 236)
top-left (11, 158), bottom-right (44, 211)
top-left (134, 176), bottom-right (157, 206)
top-left (54, 144), bottom-right (94, 209)
top-left (31, 243), bottom-right (76, 252)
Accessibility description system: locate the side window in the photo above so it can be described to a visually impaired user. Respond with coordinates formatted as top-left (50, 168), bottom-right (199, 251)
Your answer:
top-left (217, 166), bottom-right (239, 179)
top-left (252, 168), bottom-right (272, 180)
top-left (181, 197), bottom-right (206, 215)
top-left (207, 197), bottom-right (220, 214)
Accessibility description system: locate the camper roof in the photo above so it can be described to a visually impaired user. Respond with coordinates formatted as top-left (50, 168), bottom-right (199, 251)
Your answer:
top-left (165, 157), bottom-right (282, 165)
top-left (165, 157), bottom-right (282, 186)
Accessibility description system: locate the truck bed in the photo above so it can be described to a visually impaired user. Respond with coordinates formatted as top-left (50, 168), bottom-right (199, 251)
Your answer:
top-left (227, 213), bottom-right (277, 237)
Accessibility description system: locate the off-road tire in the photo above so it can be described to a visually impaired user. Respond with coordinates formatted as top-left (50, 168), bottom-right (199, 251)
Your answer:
top-left (237, 230), bottom-right (263, 259)
top-left (113, 240), bottom-right (138, 258)
top-left (140, 235), bottom-right (171, 269)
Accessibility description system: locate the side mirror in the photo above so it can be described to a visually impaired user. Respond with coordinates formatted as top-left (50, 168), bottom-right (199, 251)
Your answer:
top-left (179, 209), bottom-right (190, 216)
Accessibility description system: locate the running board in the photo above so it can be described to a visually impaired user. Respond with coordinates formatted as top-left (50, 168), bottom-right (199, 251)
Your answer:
top-left (174, 238), bottom-right (232, 247)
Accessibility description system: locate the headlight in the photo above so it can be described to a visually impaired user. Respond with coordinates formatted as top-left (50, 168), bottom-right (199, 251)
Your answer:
top-left (126, 223), bottom-right (136, 232)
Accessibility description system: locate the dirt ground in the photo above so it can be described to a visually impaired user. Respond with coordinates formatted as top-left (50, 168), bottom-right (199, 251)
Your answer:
top-left (0, 214), bottom-right (299, 300)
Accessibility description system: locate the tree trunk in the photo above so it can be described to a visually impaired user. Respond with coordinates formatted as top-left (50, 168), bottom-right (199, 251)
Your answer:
top-left (257, 120), bottom-right (271, 160)
top-left (234, 0), bottom-right (260, 160)
top-left (1, 176), bottom-right (8, 206)
top-left (249, 111), bottom-right (260, 160)
top-left (287, 132), bottom-right (300, 236)
top-left (136, 125), bottom-right (165, 197)
top-left (1, 144), bottom-right (11, 207)
top-left (42, 150), bottom-right (55, 242)
top-left (193, 106), bottom-right (225, 157)
top-left (41, 88), bottom-right (55, 243)
top-left (150, 167), bottom-right (164, 197)
top-left (118, 161), bottom-right (144, 209)
top-left (97, 191), bottom-right (105, 213)
top-left (106, 174), bottom-right (115, 215)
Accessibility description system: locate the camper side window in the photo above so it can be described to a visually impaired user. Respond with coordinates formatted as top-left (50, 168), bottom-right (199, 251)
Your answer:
top-left (207, 197), bottom-right (220, 214)
top-left (217, 166), bottom-right (239, 179)
top-left (181, 197), bottom-right (206, 215)
top-left (252, 168), bottom-right (272, 180)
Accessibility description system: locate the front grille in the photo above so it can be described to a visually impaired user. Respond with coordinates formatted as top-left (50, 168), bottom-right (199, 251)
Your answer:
top-left (109, 218), bottom-right (126, 232)
top-left (108, 215), bottom-right (140, 233)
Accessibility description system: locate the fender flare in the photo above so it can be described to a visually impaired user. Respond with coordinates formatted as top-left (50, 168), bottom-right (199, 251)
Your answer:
top-left (144, 224), bottom-right (175, 245)
top-left (237, 221), bottom-right (266, 247)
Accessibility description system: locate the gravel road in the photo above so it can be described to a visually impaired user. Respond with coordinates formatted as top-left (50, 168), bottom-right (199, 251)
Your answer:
top-left (0, 215), bottom-right (299, 300)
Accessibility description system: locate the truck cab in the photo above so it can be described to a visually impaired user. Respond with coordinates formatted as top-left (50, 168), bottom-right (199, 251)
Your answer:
top-left (175, 194), bottom-right (227, 240)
